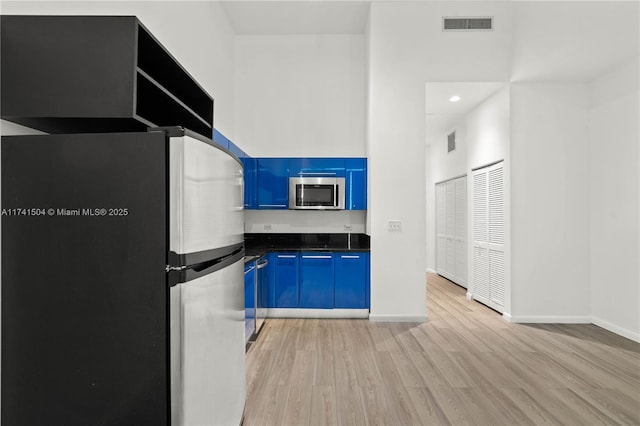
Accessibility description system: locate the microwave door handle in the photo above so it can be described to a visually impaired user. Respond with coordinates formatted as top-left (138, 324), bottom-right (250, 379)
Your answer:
top-left (335, 183), bottom-right (338, 207)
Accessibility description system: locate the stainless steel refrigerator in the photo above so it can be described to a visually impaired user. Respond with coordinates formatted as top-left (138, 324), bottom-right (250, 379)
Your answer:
top-left (1, 127), bottom-right (246, 426)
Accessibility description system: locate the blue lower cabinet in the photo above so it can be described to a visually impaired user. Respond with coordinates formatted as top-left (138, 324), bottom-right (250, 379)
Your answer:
top-left (299, 252), bottom-right (334, 308)
top-left (334, 252), bottom-right (370, 309)
top-left (273, 253), bottom-right (299, 308)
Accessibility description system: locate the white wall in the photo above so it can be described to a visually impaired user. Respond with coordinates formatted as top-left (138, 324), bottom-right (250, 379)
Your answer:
top-left (232, 34), bottom-right (367, 234)
top-left (233, 35), bottom-right (366, 157)
top-left (367, 1), bottom-right (513, 322)
top-left (0, 0), bottom-right (236, 137)
top-left (510, 83), bottom-right (591, 322)
top-left (588, 58), bottom-right (640, 341)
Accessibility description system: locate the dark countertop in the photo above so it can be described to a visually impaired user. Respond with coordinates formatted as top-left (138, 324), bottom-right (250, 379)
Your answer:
top-left (244, 233), bottom-right (370, 257)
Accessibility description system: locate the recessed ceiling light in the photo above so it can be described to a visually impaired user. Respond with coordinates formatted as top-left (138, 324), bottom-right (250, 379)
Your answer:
top-left (449, 95), bottom-right (461, 103)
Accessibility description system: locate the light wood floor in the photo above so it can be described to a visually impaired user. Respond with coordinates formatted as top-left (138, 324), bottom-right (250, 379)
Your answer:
top-left (243, 273), bottom-right (640, 425)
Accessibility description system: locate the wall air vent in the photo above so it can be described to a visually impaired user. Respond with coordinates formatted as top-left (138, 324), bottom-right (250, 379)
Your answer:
top-left (448, 131), bottom-right (456, 153)
top-left (443, 17), bottom-right (493, 31)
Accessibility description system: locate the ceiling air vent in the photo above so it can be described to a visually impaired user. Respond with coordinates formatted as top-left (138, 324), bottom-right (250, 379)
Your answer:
top-left (448, 131), bottom-right (456, 153)
top-left (443, 17), bottom-right (493, 31)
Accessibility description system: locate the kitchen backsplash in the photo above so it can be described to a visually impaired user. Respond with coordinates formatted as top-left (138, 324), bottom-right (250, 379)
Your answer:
top-left (244, 210), bottom-right (366, 234)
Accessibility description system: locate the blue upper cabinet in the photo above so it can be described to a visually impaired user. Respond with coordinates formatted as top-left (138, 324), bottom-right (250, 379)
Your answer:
top-left (241, 157), bottom-right (257, 209)
top-left (334, 252), bottom-right (369, 309)
top-left (345, 158), bottom-right (367, 210)
top-left (244, 157), bottom-right (366, 210)
top-left (228, 141), bottom-right (245, 159)
top-left (212, 128), bottom-right (230, 150)
top-left (289, 158), bottom-right (346, 177)
top-left (257, 158), bottom-right (290, 209)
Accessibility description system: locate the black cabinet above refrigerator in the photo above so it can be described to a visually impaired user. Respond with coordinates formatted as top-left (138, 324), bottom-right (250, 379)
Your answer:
top-left (0, 15), bottom-right (214, 139)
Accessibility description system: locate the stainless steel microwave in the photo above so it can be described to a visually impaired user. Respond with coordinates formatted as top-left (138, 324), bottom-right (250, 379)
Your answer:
top-left (289, 177), bottom-right (345, 210)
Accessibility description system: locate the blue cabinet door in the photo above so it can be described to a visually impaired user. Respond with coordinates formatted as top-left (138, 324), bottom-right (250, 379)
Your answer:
top-left (241, 157), bottom-right (257, 209)
top-left (345, 158), bottom-right (367, 210)
top-left (273, 253), bottom-right (299, 308)
top-left (334, 252), bottom-right (369, 308)
top-left (289, 158), bottom-right (346, 177)
top-left (257, 158), bottom-right (290, 209)
top-left (299, 252), bottom-right (334, 308)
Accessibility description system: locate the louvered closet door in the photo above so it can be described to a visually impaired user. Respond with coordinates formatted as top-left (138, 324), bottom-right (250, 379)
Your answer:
top-left (488, 166), bottom-right (505, 307)
top-left (455, 178), bottom-right (467, 286)
top-left (472, 162), bottom-right (505, 312)
top-left (436, 183), bottom-right (446, 274)
top-left (445, 181), bottom-right (456, 279)
top-left (473, 171), bottom-right (490, 301)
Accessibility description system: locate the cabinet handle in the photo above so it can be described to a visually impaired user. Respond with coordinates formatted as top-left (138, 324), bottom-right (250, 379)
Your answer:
top-left (302, 255), bottom-right (332, 259)
top-left (244, 266), bottom-right (256, 274)
top-left (277, 255), bottom-right (297, 258)
top-left (340, 255), bottom-right (360, 259)
top-left (258, 204), bottom-right (287, 208)
top-left (256, 260), bottom-right (269, 269)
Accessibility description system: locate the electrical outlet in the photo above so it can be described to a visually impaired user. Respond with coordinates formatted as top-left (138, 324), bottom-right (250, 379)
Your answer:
top-left (388, 220), bottom-right (402, 232)
top-left (344, 224), bottom-right (353, 231)
top-left (263, 224), bottom-right (272, 230)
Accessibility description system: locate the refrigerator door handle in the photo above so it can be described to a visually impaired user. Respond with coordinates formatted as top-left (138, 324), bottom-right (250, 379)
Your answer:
top-left (168, 249), bottom-right (245, 286)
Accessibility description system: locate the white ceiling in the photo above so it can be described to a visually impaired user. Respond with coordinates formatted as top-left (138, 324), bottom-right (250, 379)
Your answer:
top-left (425, 82), bottom-right (506, 145)
top-left (425, 82), bottom-right (505, 116)
top-left (220, 1), bottom-right (370, 35)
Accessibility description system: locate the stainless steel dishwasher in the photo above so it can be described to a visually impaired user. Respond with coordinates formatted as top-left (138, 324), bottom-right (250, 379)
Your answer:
top-left (253, 256), bottom-right (269, 337)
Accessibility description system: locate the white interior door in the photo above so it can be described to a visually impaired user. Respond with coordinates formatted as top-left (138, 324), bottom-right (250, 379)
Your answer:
top-left (436, 183), bottom-right (447, 274)
top-left (435, 176), bottom-right (467, 287)
top-left (472, 162), bottom-right (505, 312)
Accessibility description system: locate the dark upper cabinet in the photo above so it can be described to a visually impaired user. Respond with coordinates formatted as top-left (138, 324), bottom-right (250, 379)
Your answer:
top-left (0, 15), bottom-right (213, 139)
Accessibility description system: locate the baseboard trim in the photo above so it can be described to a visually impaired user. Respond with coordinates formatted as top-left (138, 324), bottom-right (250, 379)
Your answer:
top-left (502, 312), bottom-right (512, 322)
top-left (509, 315), bottom-right (591, 324)
top-left (368, 314), bottom-right (428, 323)
top-left (426, 268), bottom-right (437, 274)
top-left (466, 292), bottom-right (473, 301)
top-left (592, 316), bottom-right (640, 343)
top-left (265, 308), bottom-right (370, 319)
